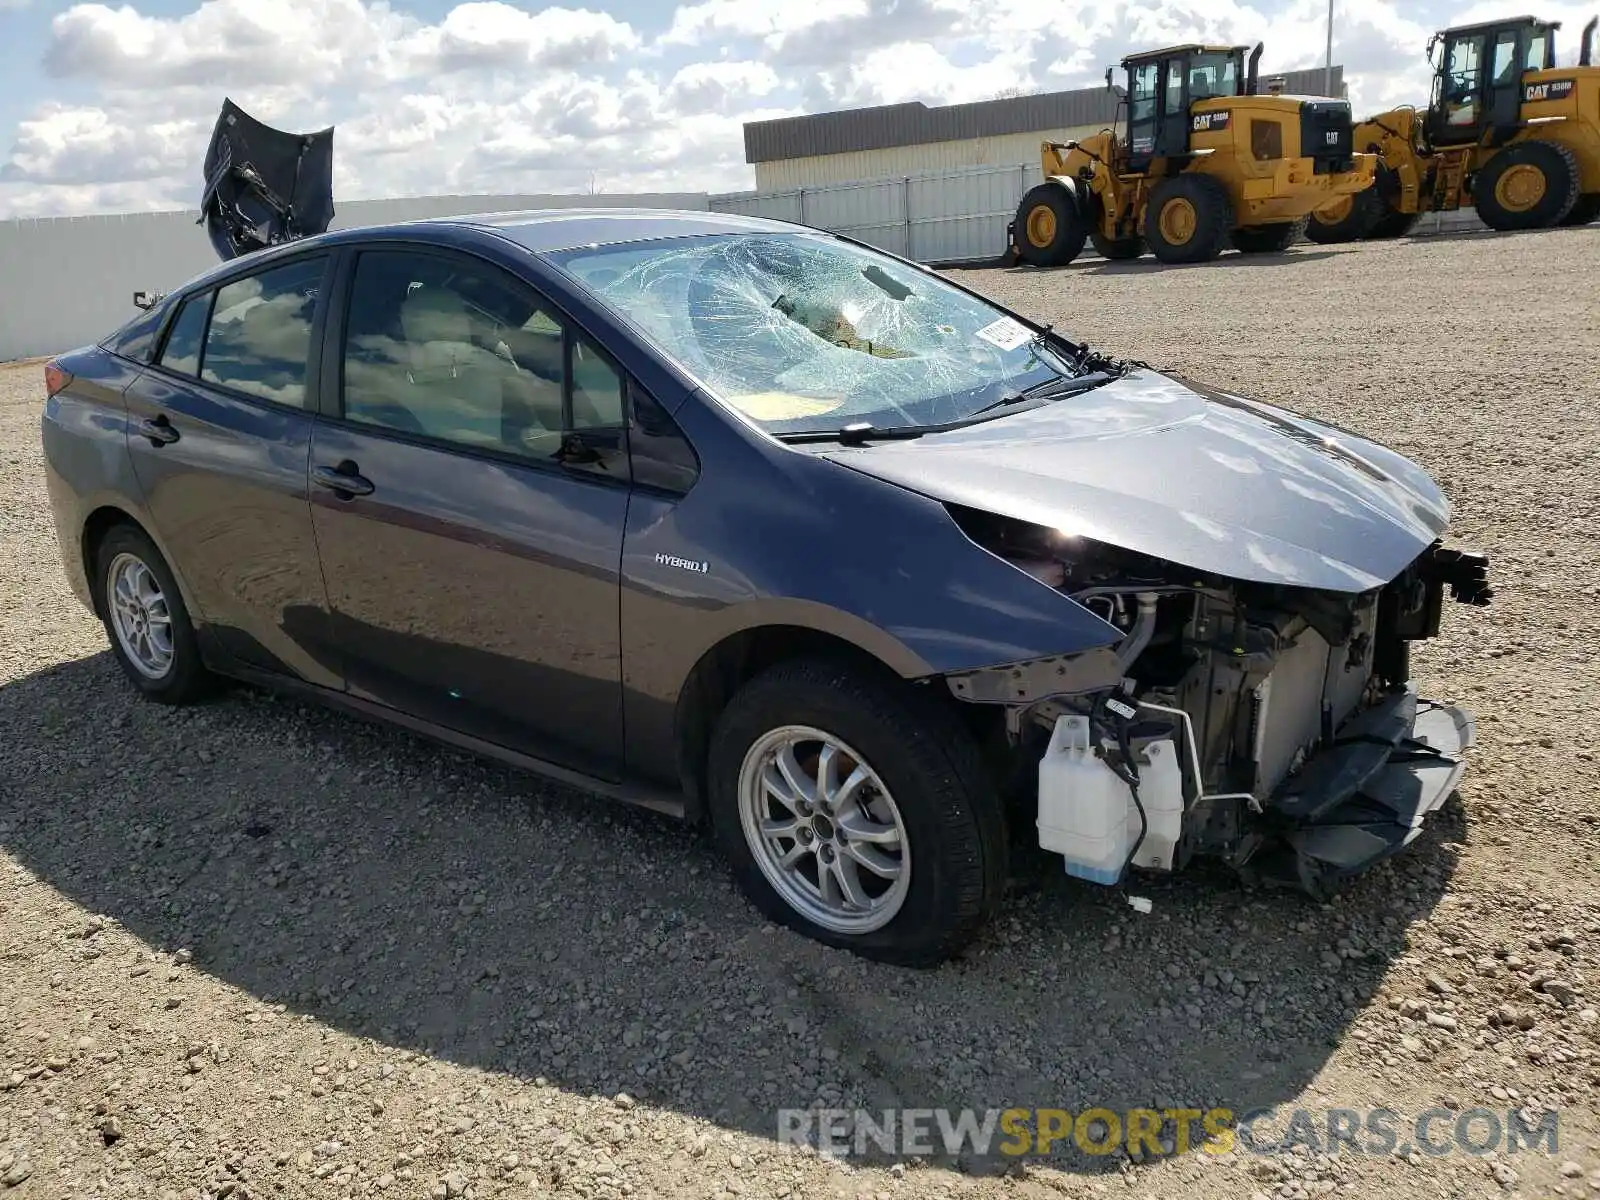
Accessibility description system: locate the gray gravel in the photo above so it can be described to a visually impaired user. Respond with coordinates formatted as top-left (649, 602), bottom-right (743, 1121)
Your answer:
top-left (3, 227), bottom-right (1599, 1200)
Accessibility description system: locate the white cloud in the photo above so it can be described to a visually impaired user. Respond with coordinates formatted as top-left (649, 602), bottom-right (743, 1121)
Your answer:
top-left (668, 61), bottom-right (780, 115)
top-left (395, 3), bottom-right (641, 73)
top-left (662, 0), bottom-right (870, 50)
top-left (821, 42), bottom-right (1035, 107)
top-left (4, 0), bottom-right (1577, 219)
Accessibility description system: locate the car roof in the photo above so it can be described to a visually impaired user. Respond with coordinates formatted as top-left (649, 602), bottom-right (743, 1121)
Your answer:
top-left (162, 207), bottom-right (812, 297)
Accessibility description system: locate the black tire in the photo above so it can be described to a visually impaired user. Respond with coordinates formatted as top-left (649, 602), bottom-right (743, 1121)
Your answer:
top-left (706, 657), bottom-right (1007, 967)
top-left (1143, 174), bottom-right (1233, 264)
top-left (1304, 189), bottom-right (1384, 243)
top-left (1472, 140), bottom-right (1580, 231)
top-left (1089, 229), bottom-right (1146, 259)
top-left (1560, 194), bottom-right (1600, 226)
top-left (1231, 217), bottom-right (1306, 254)
top-left (1082, 190), bottom-right (1143, 259)
top-left (1367, 208), bottom-right (1422, 239)
top-left (1012, 182), bottom-right (1088, 267)
top-left (93, 524), bottom-right (214, 704)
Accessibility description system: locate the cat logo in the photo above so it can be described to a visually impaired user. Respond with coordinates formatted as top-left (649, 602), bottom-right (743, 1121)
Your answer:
top-left (1524, 78), bottom-right (1575, 103)
top-left (1192, 111), bottom-right (1231, 133)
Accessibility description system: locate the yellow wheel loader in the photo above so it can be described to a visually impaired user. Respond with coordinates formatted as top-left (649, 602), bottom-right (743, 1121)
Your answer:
top-left (1008, 44), bottom-right (1377, 267)
top-left (1307, 14), bottom-right (1600, 242)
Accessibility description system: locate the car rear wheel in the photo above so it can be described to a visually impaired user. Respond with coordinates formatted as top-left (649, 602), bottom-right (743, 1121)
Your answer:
top-left (707, 657), bottom-right (1006, 966)
top-left (95, 525), bottom-right (214, 704)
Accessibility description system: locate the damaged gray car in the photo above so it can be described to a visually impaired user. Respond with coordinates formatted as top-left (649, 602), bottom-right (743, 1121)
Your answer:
top-left (42, 209), bottom-right (1492, 966)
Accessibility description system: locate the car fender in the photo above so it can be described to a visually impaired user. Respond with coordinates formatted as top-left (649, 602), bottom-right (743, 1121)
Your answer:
top-left (619, 394), bottom-right (1125, 784)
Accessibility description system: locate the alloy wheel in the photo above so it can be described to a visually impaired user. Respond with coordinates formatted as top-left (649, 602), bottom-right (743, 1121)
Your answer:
top-left (107, 552), bottom-right (174, 679)
top-left (736, 725), bottom-right (911, 935)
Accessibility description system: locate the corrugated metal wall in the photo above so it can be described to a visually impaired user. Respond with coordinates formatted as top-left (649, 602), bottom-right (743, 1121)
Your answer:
top-left (752, 128), bottom-right (1105, 190)
top-left (0, 192), bottom-right (707, 362)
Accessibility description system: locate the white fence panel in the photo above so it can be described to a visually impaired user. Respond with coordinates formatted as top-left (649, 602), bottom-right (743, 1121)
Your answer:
top-left (714, 162), bottom-right (1039, 264)
top-left (707, 190), bottom-right (804, 223)
top-left (712, 162), bottom-right (1497, 264)
top-left (0, 192), bottom-right (707, 362)
top-left (908, 163), bottom-right (1041, 263)
top-left (796, 177), bottom-right (911, 257)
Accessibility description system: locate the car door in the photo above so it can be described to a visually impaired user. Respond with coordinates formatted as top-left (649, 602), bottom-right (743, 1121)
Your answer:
top-left (308, 244), bottom-right (630, 778)
top-left (122, 252), bottom-right (340, 688)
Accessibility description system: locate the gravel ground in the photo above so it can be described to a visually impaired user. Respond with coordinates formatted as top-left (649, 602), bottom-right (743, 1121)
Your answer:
top-left (3, 228), bottom-right (1599, 1200)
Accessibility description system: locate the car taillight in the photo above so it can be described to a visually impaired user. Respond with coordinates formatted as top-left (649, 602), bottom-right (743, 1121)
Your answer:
top-left (44, 361), bottom-right (72, 397)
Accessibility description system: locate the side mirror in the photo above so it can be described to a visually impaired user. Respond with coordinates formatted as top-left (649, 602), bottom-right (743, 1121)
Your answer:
top-left (1105, 67), bottom-right (1114, 90)
top-left (131, 290), bottom-right (165, 311)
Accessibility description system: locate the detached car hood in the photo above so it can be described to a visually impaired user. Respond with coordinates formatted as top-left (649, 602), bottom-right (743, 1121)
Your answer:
top-left (821, 370), bottom-right (1451, 592)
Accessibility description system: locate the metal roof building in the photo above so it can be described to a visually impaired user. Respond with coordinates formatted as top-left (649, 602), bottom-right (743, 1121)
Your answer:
top-left (743, 65), bottom-right (1346, 190)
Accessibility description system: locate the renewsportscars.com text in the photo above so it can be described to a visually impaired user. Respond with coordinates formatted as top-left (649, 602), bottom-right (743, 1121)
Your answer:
top-left (777, 1105), bottom-right (1562, 1160)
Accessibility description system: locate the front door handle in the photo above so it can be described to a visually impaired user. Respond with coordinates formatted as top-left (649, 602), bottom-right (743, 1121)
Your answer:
top-left (138, 415), bottom-right (180, 447)
top-left (312, 462), bottom-right (375, 498)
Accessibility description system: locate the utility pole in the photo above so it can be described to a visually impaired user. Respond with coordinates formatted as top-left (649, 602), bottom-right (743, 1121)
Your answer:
top-left (1325, 0), bottom-right (1335, 96)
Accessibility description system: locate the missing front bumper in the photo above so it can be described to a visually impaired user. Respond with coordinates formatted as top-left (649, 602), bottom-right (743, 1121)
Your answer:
top-left (1254, 686), bottom-right (1475, 893)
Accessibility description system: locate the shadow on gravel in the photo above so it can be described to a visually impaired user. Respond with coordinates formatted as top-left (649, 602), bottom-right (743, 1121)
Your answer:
top-left (0, 652), bottom-right (1465, 1177)
top-left (1078, 249), bottom-right (1347, 276)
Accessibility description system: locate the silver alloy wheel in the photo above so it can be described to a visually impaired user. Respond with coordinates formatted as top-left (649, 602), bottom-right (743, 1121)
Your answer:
top-left (107, 552), bottom-right (174, 680)
top-left (736, 724), bottom-right (911, 935)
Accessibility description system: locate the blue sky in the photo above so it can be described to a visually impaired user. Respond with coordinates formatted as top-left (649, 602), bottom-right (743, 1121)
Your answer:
top-left (1, 0), bottom-right (1593, 218)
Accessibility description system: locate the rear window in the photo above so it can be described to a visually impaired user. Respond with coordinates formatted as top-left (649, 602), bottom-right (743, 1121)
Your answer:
top-left (102, 302), bottom-right (170, 363)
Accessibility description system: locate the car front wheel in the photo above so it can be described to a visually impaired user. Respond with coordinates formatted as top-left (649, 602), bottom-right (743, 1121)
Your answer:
top-left (707, 657), bottom-right (1006, 966)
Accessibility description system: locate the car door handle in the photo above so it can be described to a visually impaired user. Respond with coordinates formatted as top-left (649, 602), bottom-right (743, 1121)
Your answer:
top-left (138, 415), bottom-right (180, 447)
top-left (312, 462), bottom-right (375, 498)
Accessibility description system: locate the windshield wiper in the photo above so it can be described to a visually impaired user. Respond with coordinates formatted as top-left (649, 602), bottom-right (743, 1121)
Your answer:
top-left (776, 370), bottom-right (1118, 447)
top-left (967, 369), bottom-right (1115, 418)
top-left (776, 421), bottom-right (929, 446)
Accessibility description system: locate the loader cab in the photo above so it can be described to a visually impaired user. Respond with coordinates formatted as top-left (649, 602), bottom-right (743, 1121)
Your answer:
top-left (1426, 16), bottom-right (1559, 147)
top-left (1119, 44), bottom-right (1250, 172)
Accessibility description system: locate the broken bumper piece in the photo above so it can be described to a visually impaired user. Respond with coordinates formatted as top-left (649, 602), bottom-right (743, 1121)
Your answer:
top-left (1260, 686), bottom-right (1474, 893)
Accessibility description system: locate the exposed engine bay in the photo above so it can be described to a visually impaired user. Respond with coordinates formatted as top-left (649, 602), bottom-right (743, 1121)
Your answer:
top-left (943, 505), bottom-right (1492, 895)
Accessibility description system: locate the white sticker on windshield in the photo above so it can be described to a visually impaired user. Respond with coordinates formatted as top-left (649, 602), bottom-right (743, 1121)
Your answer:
top-left (974, 317), bottom-right (1032, 351)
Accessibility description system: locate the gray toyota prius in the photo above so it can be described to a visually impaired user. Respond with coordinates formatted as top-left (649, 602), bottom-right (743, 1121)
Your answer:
top-left (41, 208), bottom-right (1491, 965)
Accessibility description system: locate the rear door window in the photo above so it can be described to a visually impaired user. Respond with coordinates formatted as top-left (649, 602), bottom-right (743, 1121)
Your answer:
top-left (200, 257), bottom-right (327, 408)
top-left (157, 294), bottom-right (211, 377)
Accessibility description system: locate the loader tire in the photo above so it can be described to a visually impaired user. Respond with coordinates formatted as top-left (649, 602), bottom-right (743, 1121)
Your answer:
top-left (1367, 209), bottom-right (1422, 239)
top-left (1144, 174), bottom-right (1233, 264)
top-left (1013, 183), bottom-right (1088, 267)
top-left (1089, 230), bottom-right (1146, 260)
top-left (1472, 140), bottom-right (1580, 231)
top-left (1304, 189), bottom-right (1383, 243)
top-left (1559, 194), bottom-right (1600, 226)
top-left (1232, 218), bottom-right (1306, 254)
top-left (1083, 191), bottom-right (1144, 260)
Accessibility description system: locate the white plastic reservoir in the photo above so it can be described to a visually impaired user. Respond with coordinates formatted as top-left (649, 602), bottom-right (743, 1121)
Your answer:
top-left (1037, 715), bottom-right (1185, 885)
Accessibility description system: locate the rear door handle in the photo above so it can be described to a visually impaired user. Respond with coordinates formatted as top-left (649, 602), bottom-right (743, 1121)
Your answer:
top-left (312, 462), bottom-right (375, 498)
top-left (138, 415), bottom-right (179, 446)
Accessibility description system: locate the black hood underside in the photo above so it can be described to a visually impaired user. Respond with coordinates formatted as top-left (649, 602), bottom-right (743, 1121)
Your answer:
top-left (200, 98), bottom-right (335, 262)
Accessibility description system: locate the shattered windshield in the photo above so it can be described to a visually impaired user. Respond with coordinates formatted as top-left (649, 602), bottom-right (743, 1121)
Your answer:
top-left (547, 233), bottom-right (1083, 435)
